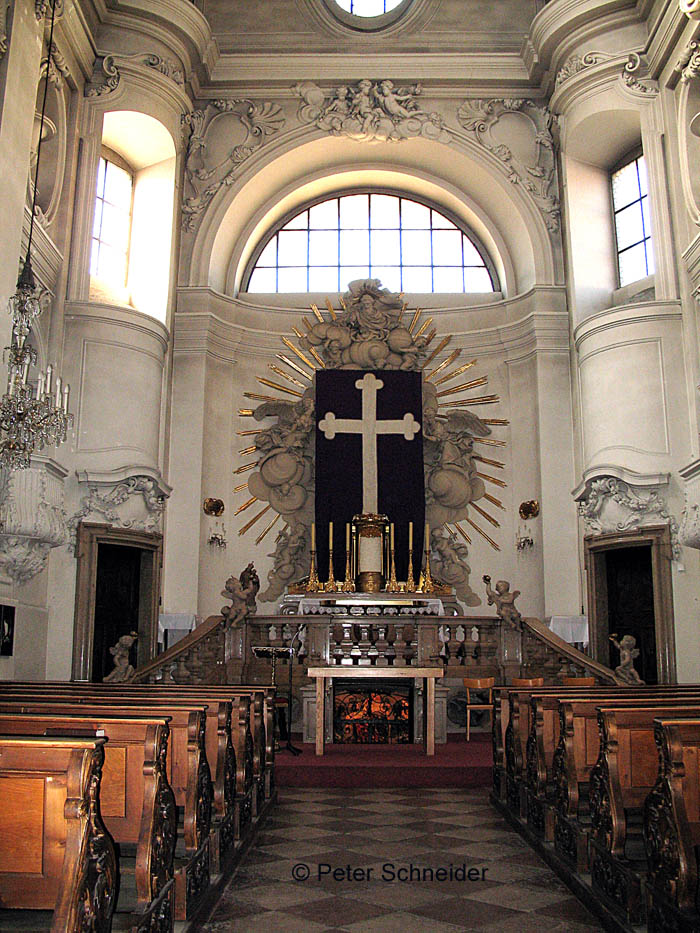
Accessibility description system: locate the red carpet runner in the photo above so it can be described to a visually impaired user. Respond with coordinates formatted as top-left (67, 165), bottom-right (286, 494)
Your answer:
top-left (275, 733), bottom-right (492, 788)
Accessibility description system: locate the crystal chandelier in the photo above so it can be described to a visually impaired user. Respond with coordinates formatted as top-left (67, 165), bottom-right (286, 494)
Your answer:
top-left (0, 0), bottom-right (71, 471)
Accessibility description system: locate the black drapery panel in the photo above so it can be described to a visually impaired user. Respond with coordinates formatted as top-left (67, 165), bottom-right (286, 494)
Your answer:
top-left (315, 369), bottom-right (425, 583)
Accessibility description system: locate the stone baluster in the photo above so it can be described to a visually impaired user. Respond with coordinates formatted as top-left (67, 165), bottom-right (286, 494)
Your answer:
top-left (374, 624), bottom-right (389, 666)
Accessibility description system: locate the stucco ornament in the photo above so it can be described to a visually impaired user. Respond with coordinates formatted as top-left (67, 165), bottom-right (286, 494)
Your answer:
top-left (430, 527), bottom-right (480, 607)
top-left (68, 474), bottom-right (168, 550)
top-left (294, 79), bottom-right (450, 143)
top-left (181, 99), bottom-right (285, 230)
top-left (143, 55), bottom-right (184, 86)
top-left (554, 52), bottom-right (612, 88)
top-left (679, 461), bottom-right (700, 549)
top-left (247, 280), bottom-right (487, 607)
top-left (577, 476), bottom-right (681, 560)
top-left (620, 52), bottom-right (658, 97)
top-left (681, 0), bottom-right (700, 20)
top-left (0, 462), bottom-right (68, 585)
top-left (678, 40), bottom-right (700, 83)
top-left (0, 2), bottom-right (9, 62)
top-left (220, 563), bottom-right (260, 626)
top-left (35, 0), bottom-right (63, 20)
top-left (456, 98), bottom-right (560, 232)
top-left (84, 55), bottom-right (120, 98)
top-left (301, 279), bottom-right (427, 370)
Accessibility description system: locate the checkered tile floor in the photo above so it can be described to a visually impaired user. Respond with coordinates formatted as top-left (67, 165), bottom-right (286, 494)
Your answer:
top-left (197, 789), bottom-right (604, 931)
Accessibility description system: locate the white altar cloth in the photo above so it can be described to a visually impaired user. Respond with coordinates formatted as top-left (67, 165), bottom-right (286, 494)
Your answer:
top-left (549, 615), bottom-right (589, 645)
top-left (158, 612), bottom-right (197, 646)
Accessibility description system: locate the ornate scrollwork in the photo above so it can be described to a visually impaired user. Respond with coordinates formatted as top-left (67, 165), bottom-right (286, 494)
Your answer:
top-left (591, 847), bottom-right (630, 911)
top-left (84, 55), bottom-right (120, 98)
top-left (194, 732), bottom-right (213, 850)
top-left (181, 99), bottom-right (284, 230)
top-left (456, 98), bottom-right (560, 232)
top-left (185, 842), bottom-right (210, 918)
top-left (554, 813), bottom-right (577, 864)
top-left (551, 715), bottom-right (569, 815)
top-left (589, 753), bottom-right (613, 849)
top-left (149, 726), bottom-right (177, 899)
top-left (621, 52), bottom-right (658, 98)
top-left (644, 776), bottom-right (682, 900)
top-left (68, 474), bottom-right (168, 550)
top-left (554, 52), bottom-right (613, 88)
top-left (525, 726), bottom-right (540, 793)
top-left (144, 54), bottom-right (184, 85)
top-left (294, 78), bottom-right (450, 143)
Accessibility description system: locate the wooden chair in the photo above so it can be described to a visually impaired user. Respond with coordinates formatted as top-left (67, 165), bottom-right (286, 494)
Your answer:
top-left (512, 677), bottom-right (545, 687)
top-left (561, 676), bottom-right (596, 686)
top-left (463, 677), bottom-right (495, 741)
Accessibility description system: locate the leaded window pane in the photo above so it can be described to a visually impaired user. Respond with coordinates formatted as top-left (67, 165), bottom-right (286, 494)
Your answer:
top-left (611, 153), bottom-right (653, 286)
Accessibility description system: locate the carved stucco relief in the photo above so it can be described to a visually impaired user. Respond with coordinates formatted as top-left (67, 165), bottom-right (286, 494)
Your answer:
top-left (679, 460), bottom-right (700, 549)
top-left (576, 476), bottom-right (681, 560)
top-left (554, 52), bottom-right (613, 89)
top-left (67, 474), bottom-right (169, 551)
top-left (181, 99), bottom-right (285, 230)
top-left (84, 55), bottom-right (120, 98)
top-left (0, 462), bottom-right (68, 585)
top-left (456, 98), bottom-right (560, 232)
top-left (143, 54), bottom-right (184, 86)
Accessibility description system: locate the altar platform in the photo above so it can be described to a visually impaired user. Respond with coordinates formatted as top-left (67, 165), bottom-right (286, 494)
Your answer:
top-left (275, 732), bottom-right (492, 789)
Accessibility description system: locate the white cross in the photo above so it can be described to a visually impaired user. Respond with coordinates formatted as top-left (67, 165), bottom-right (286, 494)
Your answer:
top-left (318, 373), bottom-right (421, 513)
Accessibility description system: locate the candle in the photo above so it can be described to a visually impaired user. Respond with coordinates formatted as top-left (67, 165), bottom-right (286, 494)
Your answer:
top-left (408, 521), bottom-right (413, 551)
top-left (390, 522), bottom-right (395, 549)
top-left (311, 522), bottom-right (315, 551)
top-left (55, 375), bottom-right (62, 406)
top-left (329, 520), bottom-right (333, 551)
top-left (37, 373), bottom-right (44, 398)
top-left (22, 359), bottom-right (29, 384)
top-left (345, 523), bottom-right (350, 552)
top-left (45, 364), bottom-right (52, 394)
top-left (425, 523), bottom-right (429, 552)
top-left (63, 384), bottom-right (69, 413)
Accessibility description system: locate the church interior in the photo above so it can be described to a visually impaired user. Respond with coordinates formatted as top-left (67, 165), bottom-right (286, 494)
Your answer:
top-left (3, 0), bottom-right (700, 930)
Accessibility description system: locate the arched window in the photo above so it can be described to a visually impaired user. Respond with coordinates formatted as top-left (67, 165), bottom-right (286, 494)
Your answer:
top-left (90, 149), bottom-right (133, 292)
top-left (244, 192), bottom-right (497, 294)
top-left (611, 151), bottom-right (654, 287)
top-left (335, 0), bottom-right (403, 12)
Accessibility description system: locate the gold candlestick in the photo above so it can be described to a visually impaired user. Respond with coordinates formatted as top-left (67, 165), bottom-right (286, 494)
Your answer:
top-left (306, 548), bottom-right (321, 592)
top-left (406, 549), bottom-right (416, 591)
top-left (387, 523), bottom-right (399, 592)
top-left (342, 523), bottom-right (354, 591)
top-left (422, 524), bottom-right (435, 594)
top-left (325, 542), bottom-right (337, 592)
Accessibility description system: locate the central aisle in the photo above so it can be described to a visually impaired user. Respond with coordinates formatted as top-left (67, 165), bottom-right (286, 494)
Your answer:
top-left (196, 788), bottom-right (604, 931)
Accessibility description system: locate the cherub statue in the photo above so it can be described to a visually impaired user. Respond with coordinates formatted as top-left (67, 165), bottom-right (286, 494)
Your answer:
top-left (221, 562), bottom-right (260, 626)
top-left (610, 633), bottom-right (645, 685)
top-left (483, 574), bottom-right (522, 630)
top-left (103, 631), bottom-right (138, 683)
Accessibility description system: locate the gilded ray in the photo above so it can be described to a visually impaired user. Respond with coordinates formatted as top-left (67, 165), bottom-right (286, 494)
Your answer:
top-left (482, 418), bottom-right (510, 426)
top-left (474, 437), bottom-right (507, 448)
top-left (239, 503), bottom-right (272, 536)
top-left (473, 454), bottom-right (505, 469)
top-left (234, 462), bottom-right (258, 475)
top-left (281, 337), bottom-right (316, 371)
top-left (453, 523), bottom-right (472, 545)
top-left (398, 301), bottom-right (408, 321)
top-left (257, 377), bottom-right (303, 398)
top-left (415, 317), bottom-right (433, 339)
top-left (423, 329), bottom-right (437, 346)
top-left (237, 429), bottom-right (262, 436)
top-left (438, 395), bottom-right (500, 407)
top-left (239, 445), bottom-right (258, 456)
top-left (483, 492), bottom-right (505, 510)
top-left (339, 296), bottom-right (347, 311)
top-left (466, 516), bottom-right (501, 551)
top-left (470, 501), bottom-right (500, 528)
top-left (445, 524), bottom-right (457, 540)
top-left (234, 496), bottom-right (258, 515)
top-left (238, 409), bottom-right (254, 417)
top-left (276, 353), bottom-right (312, 382)
top-left (308, 345), bottom-right (326, 368)
top-left (311, 303), bottom-right (324, 323)
top-left (234, 482), bottom-right (249, 492)
top-left (476, 471), bottom-right (507, 489)
top-left (302, 317), bottom-right (314, 332)
top-left (292, 326), bottom-right (305, 340)
top-left (408, 308), bottom-right (422, 334)
top-left (244, 392), bottom-right (279, 402)
top-left (255, 512), bottom-right (281, 545)
top-left (436, 376), bottom-right (488, 398)
top-left (434, 359), bottom-right (478, 386)
top-left (325, 298), bottom-right (337, 320)
top-left (425, 348), bottom-right (461, 381)
top-left (423, 335), bottom-right (451, 369)
top-left (269, 364), bottom-right (306, 389)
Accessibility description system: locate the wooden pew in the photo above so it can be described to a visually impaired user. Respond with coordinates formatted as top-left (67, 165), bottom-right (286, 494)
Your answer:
top-left (644, 717), bottom-right (700, 933)
top-left (587, 705), bottom-right (700, 926)
top-left (0, 711), bottom-right (176, 930)
top-left (0, 735), bottom-right (117, 932)
top-left (0, 693), bottom-right (211, 922)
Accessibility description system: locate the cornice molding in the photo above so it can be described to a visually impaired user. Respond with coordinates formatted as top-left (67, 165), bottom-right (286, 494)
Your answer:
top-left (64, 301), bottom-right (170, 352)
top-left (573, 300), bottom-right (683, 349)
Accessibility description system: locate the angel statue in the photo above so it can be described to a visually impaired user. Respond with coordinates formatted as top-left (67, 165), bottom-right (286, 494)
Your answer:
top-left (221, 562), bottom-right (260, 626)
top-left (103, 631), bottom-right (138, 683)
top-left (610, 633), bottom-right (645, 685)
top-left (483, 575), bottom-right (522, 630)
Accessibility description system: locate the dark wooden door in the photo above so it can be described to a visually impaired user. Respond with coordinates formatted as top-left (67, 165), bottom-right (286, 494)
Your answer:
top-left (605, 545), bottom-right (657, 684)
top-left (91, 543), bottom-right (142, 682)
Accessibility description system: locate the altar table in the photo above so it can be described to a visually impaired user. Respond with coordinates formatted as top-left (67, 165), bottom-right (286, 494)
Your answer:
top-left (307, 665), bottom-right (444, 756)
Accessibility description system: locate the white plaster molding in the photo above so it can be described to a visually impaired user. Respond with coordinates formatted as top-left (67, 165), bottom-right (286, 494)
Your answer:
top-left (293, 79), bottom-right (450, 146)
top-left (682, 0), bottom-right (700, 20)
top-left (554, 51), bottom-right (614, 88)
top-left (573, 470), bottom-right (681, 558)
top-left (0, 1), bottom-right (9, 63)
top-left (143, 53), bottom-right (184, 86)
top-left (35, 0), bottom-right (63, 21)
top-left (68, 469), bottom-right (170, 550)
top-left (456, 98), bottom-right (560, 233)
top-left (619, 52), bottom-right (659, 99)
top-left (0, 458), bottom-right (69, 585)
top-left (678, 458), bottom-right (700, 548)
top-left (181, 98), bottom-right (285, 231)
top-left (84, 54), bottom-right (120, 98)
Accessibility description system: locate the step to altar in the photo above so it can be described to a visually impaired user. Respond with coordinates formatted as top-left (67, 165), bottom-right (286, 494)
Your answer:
top-left (275, 732), bottom-right (492, 788)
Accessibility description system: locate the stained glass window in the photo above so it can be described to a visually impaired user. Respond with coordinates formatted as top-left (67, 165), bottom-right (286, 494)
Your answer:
top-left (335, 0), bottom-right (403, 14)
top-left (611, 153), bottom-right (654, 287)
top-left (245, 193), bottom-right (497, 294)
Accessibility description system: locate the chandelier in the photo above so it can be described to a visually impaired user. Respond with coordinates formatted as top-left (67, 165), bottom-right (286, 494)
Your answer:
top-left (0, 0), bottom-right (72, 470)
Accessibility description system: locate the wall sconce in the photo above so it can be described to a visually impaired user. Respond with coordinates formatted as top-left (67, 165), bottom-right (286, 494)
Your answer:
top-left (516, 500), bottom-right (539, 552)
top-left (208, 520), bottom-right (228, 549)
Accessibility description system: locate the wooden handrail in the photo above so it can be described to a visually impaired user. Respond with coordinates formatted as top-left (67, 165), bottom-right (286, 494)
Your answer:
top-left (521, 616), bottom-right (623, 684)
top-left (130, 614), bottom-right (224, 682)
